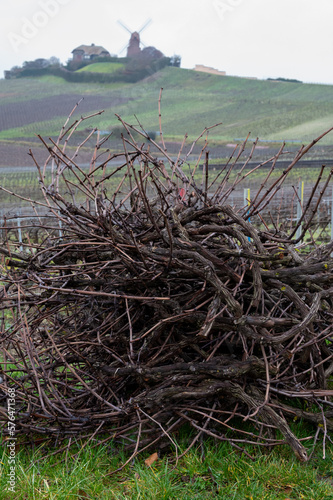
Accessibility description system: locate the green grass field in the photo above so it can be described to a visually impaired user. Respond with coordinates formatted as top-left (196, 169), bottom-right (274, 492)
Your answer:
top-left (77, 62), bottom-right (125, 74)
top-left (1, 67), bottom-right (333, 144)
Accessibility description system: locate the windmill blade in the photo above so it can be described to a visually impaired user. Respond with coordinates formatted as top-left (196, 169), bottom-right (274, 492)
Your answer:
top-left (117, 19), bottom-right (132, 34)
top-left (118, 42), bottom-right (129, 56)
top-left (138, 18), bottom-right (152, 34)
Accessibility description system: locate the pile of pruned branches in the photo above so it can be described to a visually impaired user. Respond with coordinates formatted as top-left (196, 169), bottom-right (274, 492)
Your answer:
top-left (1, 100), bottom-right (333, 464)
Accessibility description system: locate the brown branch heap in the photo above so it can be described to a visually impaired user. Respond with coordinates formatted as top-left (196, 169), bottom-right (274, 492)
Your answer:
top-left (0, 103), bottom-right (333, 464)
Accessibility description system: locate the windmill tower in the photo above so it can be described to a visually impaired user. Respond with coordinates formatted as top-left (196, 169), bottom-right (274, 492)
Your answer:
top-left (117, 19), bottom-right (152, 58)
top-left (128, 32), bottom-right (141, 57)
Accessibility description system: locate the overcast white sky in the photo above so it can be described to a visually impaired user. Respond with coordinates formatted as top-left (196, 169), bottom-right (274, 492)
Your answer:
top-left (1, 0), bottom-right (333, 84)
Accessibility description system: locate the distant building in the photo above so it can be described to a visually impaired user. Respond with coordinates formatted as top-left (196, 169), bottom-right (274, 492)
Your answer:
top-left (141, 46), bottom-right (164, 60)
top-left (72, 44), bottom-right (111, 62)
top-left (194, 64), bottom-right (226, 76)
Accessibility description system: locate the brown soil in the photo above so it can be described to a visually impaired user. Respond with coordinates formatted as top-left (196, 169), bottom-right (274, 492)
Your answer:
top-left (1, 138), bottom-right (333, 169)
top-left (0, 94), bottom-right (127, 132)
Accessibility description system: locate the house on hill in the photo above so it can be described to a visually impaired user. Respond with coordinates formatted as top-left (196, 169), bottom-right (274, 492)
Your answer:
top-left (194, 64), bottom-right (226, 76)
top-left (72, 44), bottom-right (111, 62)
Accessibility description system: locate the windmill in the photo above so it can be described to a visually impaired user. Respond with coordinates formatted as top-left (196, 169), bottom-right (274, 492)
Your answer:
top-left (117, 19), bottom-right (152, 58)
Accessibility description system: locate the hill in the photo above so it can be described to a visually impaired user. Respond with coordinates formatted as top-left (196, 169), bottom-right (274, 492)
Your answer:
top-left (76, 62), bottom-right (125, 74)
top-left (1, 67), bottom-right (333, 166)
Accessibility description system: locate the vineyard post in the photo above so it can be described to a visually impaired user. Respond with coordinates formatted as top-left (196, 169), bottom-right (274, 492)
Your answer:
top-left (17, 209), bottom-right (23, 253)
top-left (58, 211), bottom-right (63, 239)
top-left (331, 185), bottom-right (333, 240)
top-left (244, 187), bottom-right (250, 241)
top-left (331, 185), bottom-right (333, 255)
top-left (296, 180), bottom-right (304, 243)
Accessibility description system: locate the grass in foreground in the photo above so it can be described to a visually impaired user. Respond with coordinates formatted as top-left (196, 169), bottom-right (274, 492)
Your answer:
top-left (1, 429), bottom-right (333, 500)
